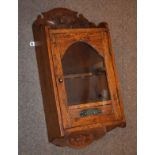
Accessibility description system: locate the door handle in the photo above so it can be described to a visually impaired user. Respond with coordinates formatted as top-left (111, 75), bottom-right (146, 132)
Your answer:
top-left (58, 77), bottom-right (63, 83)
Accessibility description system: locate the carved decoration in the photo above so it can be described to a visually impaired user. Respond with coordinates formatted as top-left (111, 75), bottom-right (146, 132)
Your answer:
top-left (67, 133), bottom-right (94, 148)
top-left (64, 127), bottom-right (106, 148)
top-left (34, 8), bottom-right (108, 29)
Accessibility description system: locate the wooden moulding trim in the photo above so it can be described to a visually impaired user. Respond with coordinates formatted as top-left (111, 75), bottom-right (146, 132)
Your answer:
top-left (49, 28), bottom-right (106, 34)
top-left (65, 119), bottom-right (125, 134)
top-left (65, 123), bottom-right (105, 133)
top-left (68, 100), bottom-right (112, 110)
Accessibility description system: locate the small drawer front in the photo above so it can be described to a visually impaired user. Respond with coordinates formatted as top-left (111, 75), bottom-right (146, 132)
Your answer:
top-left (69, 104), bottom-right (113, 120)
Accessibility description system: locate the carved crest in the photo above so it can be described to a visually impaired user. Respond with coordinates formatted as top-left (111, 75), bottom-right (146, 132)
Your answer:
top-left (34, 8), bottom-right (108, 29)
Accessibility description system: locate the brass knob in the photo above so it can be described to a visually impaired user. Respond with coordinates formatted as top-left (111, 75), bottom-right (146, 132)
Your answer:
top-left (58, 77), bottom-right (63, 83)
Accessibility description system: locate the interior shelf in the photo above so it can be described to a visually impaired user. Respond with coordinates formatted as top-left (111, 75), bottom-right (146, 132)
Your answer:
top-left (64, 70), bottom-right (106, 79)
top-left (68, 100), bottom-right (112, 110)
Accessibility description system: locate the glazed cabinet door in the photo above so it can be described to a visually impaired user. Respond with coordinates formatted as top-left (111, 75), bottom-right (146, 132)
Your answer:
top-left (48, 28), bottom-right (122, 129)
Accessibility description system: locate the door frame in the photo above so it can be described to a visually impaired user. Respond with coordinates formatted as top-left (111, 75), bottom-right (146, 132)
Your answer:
top-left (48, 28), bottom-right (122, 128)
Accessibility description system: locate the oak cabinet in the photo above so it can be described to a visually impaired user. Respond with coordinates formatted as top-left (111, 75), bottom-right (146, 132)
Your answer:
top-left (32, 8), bottom-right (126, 148)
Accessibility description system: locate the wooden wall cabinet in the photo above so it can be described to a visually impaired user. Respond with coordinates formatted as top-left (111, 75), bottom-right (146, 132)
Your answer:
top-left (32, 8), bottom-right (126, 148)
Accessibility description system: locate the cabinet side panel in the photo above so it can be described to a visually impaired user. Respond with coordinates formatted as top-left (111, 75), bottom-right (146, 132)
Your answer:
top-left (32, 23), bottom-right (63, 141)
top-left (106, 28), bottom-right (126, 125)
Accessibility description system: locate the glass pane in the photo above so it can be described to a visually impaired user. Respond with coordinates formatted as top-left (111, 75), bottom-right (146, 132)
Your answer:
top-left (62, 42), bottom-right (111, 105)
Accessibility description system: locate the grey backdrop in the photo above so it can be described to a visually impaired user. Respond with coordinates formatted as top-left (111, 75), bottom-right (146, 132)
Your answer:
top-left (19, 0), bottom-right (136, 155)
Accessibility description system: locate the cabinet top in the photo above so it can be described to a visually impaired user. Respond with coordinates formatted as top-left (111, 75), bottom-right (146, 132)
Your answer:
top-left (33, 8), bottom-right (109, 30)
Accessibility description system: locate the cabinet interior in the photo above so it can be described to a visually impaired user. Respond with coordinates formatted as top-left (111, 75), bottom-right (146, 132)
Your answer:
top-left (62, 41), bottom-right (111, 105)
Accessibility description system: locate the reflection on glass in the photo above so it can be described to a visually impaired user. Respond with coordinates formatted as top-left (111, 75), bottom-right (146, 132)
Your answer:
top-left (62, 42), bottom-right (111, 105)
